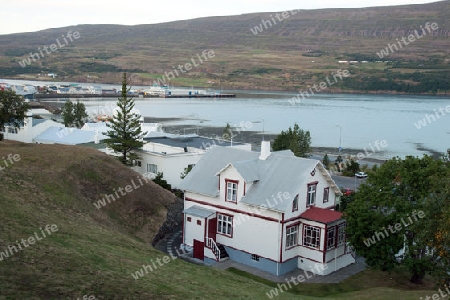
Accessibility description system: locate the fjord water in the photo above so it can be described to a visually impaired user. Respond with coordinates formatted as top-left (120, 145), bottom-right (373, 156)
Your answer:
top-left (83, 91), bottom-right (450, 159)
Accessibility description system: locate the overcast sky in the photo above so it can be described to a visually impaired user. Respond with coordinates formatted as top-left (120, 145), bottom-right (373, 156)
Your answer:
top-left (0, 0), bottom-right (440, 35)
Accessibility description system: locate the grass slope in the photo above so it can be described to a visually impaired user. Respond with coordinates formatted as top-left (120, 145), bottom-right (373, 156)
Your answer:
top-left (0, 141), bottom-right (440, 299)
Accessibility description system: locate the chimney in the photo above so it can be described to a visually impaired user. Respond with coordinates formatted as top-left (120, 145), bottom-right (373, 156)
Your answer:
top-left (259, 141), bottom-right (271, 160)
top-left (94, 131), bottom-right (100, 144)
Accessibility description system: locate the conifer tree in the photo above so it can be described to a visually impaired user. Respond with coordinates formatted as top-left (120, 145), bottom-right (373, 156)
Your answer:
top-left (105, 73), bottom-right (146, 166)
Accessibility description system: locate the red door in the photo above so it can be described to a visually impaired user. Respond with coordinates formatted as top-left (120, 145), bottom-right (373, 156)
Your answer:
top-left (193, 239), bottom-right (204, 260)
top-left (208, 217), bottom-right (217, 241)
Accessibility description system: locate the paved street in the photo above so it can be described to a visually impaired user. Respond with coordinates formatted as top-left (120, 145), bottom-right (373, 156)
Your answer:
top-left (331, 174), bottom-right (367, 191)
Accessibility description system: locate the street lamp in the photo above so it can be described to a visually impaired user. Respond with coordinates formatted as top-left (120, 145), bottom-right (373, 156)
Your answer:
top-left (335, 124), bottom-right (342, 153)
top-left (252, 118), bottom-right (265, 141)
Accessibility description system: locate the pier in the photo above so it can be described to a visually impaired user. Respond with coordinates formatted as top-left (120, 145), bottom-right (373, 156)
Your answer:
top-left (34, 93), bottom-right (236, 99)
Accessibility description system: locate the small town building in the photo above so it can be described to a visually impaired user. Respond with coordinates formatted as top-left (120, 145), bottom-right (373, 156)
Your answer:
top-left (180, 141), bottom-right (355, 276)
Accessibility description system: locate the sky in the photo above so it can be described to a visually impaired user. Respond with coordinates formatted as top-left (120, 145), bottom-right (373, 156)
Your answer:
top-left (0, 0), bottom-right (440, 35)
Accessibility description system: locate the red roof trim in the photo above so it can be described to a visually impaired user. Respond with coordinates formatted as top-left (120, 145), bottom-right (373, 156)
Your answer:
top-left (299, 206), bottom-right (343, 224)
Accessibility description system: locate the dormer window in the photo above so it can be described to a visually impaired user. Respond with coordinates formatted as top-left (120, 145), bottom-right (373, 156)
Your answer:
top-left (292, 194), bottom-right (299, 212)
top-left (225, 179), bottom-right (238, 203)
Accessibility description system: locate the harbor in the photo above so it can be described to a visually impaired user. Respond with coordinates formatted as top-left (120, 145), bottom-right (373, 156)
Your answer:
top-left (1, 80), bottom-right (235, 100)
top-left (34, 92), bottom-right (236, 99)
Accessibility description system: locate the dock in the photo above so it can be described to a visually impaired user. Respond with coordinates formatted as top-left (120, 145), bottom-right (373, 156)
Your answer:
top-left (34, 93), bottom-right (236, 99)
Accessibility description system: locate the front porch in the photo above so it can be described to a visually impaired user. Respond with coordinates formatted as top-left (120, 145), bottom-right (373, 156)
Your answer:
top-left (183, 205), bottom-right (230, 263)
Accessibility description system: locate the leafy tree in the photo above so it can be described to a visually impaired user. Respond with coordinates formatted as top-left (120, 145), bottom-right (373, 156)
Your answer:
top-left (153, 172), bottom-right (171, 190)
top-left (345, 155), bottom-right (450, 284)
top-left (322, 153), bottom-right (330, 168)
top-left (105, 73), bottom-right (146, 166)
top-left (334, 155), bottom-right (343, 172)
top-left (180, 164), bottom-right (194, 179)
top-left (272, 123), bottom-right (311, 157)
top-left (61, 100), bottom-right (88, 128)
top-left (337, 188), bottom-right (355, 212)
top-left (342, 158), bottom-right (360, 176)
top-left (443, 148), bottom-right (450, 163)
top-left (0, 90), bottom-right (30, 133)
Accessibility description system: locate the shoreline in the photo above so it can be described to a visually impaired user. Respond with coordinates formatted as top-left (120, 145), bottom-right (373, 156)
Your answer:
top-left (144, 116), bottom-right (389, 164)
top-left (2, 77), bottom-right (450, 98)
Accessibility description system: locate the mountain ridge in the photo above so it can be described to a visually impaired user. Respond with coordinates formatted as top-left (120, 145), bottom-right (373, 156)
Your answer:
top-left (0, 1), bottom-right (449, 93)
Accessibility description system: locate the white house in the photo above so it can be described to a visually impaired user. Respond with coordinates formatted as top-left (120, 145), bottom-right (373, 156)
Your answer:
top-left (179, 141), bottom-right (355, 276)
top-left (133, 133), bottom-right (252, 189)
top-left (1, 112), bottom-right (64, 143)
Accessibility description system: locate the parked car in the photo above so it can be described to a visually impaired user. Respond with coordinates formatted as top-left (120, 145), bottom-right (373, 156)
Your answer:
top-left (343, 188), bottom-right (354, 196)
top-left (355, 171), bottom-right (368, 178)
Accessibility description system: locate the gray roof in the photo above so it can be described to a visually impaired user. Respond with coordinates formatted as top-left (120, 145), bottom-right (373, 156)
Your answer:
top-left (34, 126), bottom-right (106, 145)
top-left (180, 147), bottom-right (259, 197)
top-left (32, 119), bottom-right (47, 127)
top-left (180, 146), bottom-right (340, 212)
top-left (144, 135), bottom-right (246, 150)
top-left (183, 205), bottom-right (216, 218)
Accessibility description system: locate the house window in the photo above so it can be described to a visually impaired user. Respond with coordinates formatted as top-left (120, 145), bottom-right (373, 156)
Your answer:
top-left (303, 225), bottom-right (320, 249)
top-left (226, 180), bottom-right (238, 203)
top-left (251, 254), bottom-right (260, 261)
top-left (286, 225), bottom-right (298, 248)
top-left (292, 195), bottom-right (299, 212)
top-left (8, 127), bottom-right (18, 134)
top-left (135, 160), bottom-right (142, 167)
top-left (327, 226), bottom-right (336, 250)
top-left (147, 163), bottom-right (157, 174)
top-left (338, 223), bottom-right (346, 246)
top-left (187, 217), bottom-right (192, 222)
top-left (323, 187), bottom-right (330, 203)
top-left (217, 214), bottom-right (233, 237)
top-left (197, 220), bottom-right (201, 226)
top-left (307, 183), bottom-right (317, 206)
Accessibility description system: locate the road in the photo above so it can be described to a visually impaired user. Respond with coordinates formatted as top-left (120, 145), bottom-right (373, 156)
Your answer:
top-left (331, 174), bottom-right (367, 191)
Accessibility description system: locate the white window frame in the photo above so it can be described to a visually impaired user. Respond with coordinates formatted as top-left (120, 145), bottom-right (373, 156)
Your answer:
top-left (292, 194), bottom-right (299, 212)
top-left (286, 225), bottom-right (298, 248)
top-left (217, 214), bottom-right (233, 237)
top-left (338, 223), bottom-right (346, 246)
top-left (323, 187), bottom-right (330, 203)
top-left (226, 181), bottom-right (238, 203)
top-left (303, 225), bottom-right (320, 249)
top-left (147, 163), bottom-right (157, 174)
top-left (327, 226), bottom-right (336, 250)
top-left (307, 183), bottom-right (317, 206)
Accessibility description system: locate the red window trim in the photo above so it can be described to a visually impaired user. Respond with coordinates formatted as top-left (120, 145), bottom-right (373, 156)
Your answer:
top-left (306, 181), bottom-right (319, 208)
top-left (292, 194), bottom-right (299, 212)
top-left (187, 217), bottom-right (192, 222)
top-left (197, 220), bottom-right (202, 226)
top-left (217, 212), bottom-right (234, 238)
top-left (225, 179), bottom-right (239, 204)
top-left (323, 187), bottom-right (330, 203)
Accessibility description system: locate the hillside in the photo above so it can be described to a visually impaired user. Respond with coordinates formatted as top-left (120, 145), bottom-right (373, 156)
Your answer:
top-left (0, 140), bottom-right (441, 299)
top-left (0, 2), bottom-right (449, 94)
